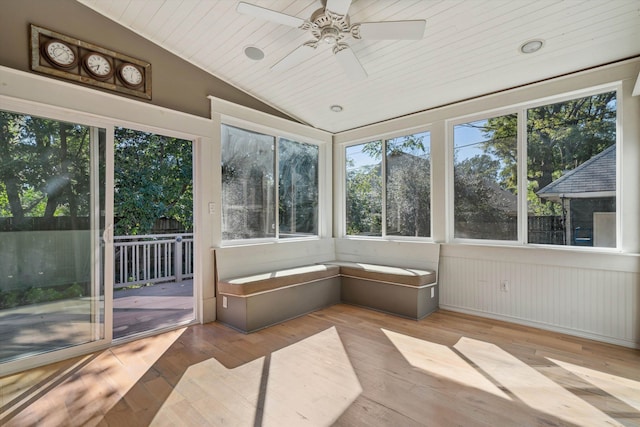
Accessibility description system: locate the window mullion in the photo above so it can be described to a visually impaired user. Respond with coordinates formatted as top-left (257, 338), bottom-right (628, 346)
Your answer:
top-left (381, 139), bottom-right (387, 237)
top-left (518, 110), bottom-right (528, 244)
top-left (274, 137), bottom-right (280, 239)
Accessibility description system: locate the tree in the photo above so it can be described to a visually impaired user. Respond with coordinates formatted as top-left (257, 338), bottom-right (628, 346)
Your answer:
top-left (454, 154), bottom-right (516, 239)
top-left (385, 136), bottom-right (430, 237)
top-left (346, 163), bottom-right (382, 235)
top-left (346, 135), bottom-right (430, 237)
top-left (482, 92), bottom-right (616, 215)
top-left (114, 128), bottom-right (193, 235)
top-left (0, 112), bottom-right (91, 229)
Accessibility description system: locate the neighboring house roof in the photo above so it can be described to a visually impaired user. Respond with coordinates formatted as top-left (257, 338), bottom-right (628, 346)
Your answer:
top-left (537, 144), bottom-right (616, 201)
top-left (486, 179), bottom-right (518, 215)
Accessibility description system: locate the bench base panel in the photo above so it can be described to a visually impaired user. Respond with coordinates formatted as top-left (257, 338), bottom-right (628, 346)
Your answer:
top-left (217, 276), bottom-right (341, 333)
top-left (341, 277), bottom-right (439, 320)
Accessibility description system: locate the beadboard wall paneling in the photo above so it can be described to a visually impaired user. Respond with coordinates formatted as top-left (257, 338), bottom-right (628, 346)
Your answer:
top-left (439, 253), bottom-right (639, 348)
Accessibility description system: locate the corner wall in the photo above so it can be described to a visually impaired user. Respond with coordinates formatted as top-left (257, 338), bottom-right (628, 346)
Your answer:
top-left (334, 59), bottom-right (640, 348)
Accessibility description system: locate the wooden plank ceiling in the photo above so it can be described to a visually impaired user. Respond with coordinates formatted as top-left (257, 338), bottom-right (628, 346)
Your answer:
top-left (77, 0), bottom-right (640, 133)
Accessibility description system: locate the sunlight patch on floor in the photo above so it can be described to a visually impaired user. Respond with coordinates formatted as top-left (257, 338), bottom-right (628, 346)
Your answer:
top-left (263, 326), bottom-right (362, 426)
top-left (454, 337), bottom-right (622, 426)
top-left (382, 328), bottom-right (510, 399)
top-left (548, 357), bottom-right (640, 412)
top-left (154, 326), bottom-right (362, 426)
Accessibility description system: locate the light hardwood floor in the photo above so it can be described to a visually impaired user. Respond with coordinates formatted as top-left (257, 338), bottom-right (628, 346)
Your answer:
top-left (1, 305), bottom-right (639, 426)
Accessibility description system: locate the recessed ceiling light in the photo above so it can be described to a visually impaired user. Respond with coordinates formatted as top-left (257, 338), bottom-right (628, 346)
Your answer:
top-left (244, 46), bottom-right (264, 61)
top-left (330, 105), bottom-right (343, 112)
top-left (520, 39), bottom-right (544, 54)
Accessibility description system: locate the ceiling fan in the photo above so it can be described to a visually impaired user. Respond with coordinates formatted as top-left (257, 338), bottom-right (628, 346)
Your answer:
top-left (237, 0), bottom-right (426, 80)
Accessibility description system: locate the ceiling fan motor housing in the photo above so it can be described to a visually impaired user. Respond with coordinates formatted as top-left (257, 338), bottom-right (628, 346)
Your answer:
top-left (307, 8), bottom-right (351, 44)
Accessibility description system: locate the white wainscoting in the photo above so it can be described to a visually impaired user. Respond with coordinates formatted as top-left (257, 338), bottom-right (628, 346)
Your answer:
top-left (439, 244), bottom-right (640, 348)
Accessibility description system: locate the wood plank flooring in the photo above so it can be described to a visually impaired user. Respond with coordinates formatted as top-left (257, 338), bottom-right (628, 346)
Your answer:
top-left (1, 305), bottom-right (639, 427)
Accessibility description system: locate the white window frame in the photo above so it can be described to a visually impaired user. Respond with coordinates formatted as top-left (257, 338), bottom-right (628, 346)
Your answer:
top-left (447, 107), bottom-right (521, 245)
top-left (339, 126), bottom-right (433, 241)
top-left (446, 83), bottom-right (622, 250)
top-left (212, 99), bottom-right (332, 247)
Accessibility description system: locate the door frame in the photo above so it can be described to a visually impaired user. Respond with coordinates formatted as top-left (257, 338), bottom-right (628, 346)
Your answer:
top-left (0, 68), bottom-right (214, 376)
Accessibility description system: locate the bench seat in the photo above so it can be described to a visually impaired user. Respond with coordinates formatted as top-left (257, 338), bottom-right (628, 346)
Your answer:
top-left (324, 261), bottom-right (438, 320)
top-left (215, 259), bottom-right (438, 333)
top-left (218, 264), bottom-right (340, 296)
top-left (216, 264), bottom-right (341, 333)
top-left (324, 261), bottom-right (436, 287)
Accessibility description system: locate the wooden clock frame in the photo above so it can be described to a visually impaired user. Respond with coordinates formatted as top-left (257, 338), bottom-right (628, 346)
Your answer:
top-left (30, 24), bottom-right (152, 100)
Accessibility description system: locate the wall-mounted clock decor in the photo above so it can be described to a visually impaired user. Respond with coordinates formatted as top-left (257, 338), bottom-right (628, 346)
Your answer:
top-left (30, 24), bottom-right (152, 100)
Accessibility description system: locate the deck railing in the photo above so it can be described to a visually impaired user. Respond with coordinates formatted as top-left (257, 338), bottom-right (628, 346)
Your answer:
top-left (113, 233), bottom-right (194, 289)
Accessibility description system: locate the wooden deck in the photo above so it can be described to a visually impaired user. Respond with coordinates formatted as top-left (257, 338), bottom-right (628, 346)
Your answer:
top-left (0, 281), bottom-right (194, 363)
top-left (113, 280), bottom-right (194, 339)
top-left (1, 305), bottom-right (639, 426)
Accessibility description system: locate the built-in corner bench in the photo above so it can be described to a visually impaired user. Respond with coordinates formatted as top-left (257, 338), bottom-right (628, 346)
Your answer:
top-left (214, 239), bottom-right (440, 333)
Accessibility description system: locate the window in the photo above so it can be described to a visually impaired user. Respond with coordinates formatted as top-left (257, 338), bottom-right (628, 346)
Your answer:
top-left (453, 114), bottom-right (518, 241)
top-left (278, 138), bottom-right (318, 238)
top-left (345, 132), bottom-right (431, 238)
top-left (221, 124), bottom-right (319, 241)
top-left (527, 91), bottom-right (617, 247)
top-left (451, 90), bottom-right (617, 248)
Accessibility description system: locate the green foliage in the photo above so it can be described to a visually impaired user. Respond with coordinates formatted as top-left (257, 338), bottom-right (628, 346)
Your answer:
top-left (0, 283), bottom-right (86, 309)
top-left (0, 290), bottom-right (21, 308)
top-left (346, 164), bottom-right (382, 235)
top-left (0, 112), bottom-right (91, 225)
top-left (385, 136), bottom-right (431, 237)
top-left (24, 287), bottom-right (61, 305)
top-left (346, 135), bottom-right (431, 237)
top-left (482, 92), bottom-right (616, 214)
top-left (62, 283), bottom-right (84, 298)
top-left (454, 154), bottom-right (516, 239)
top-left (453, 92), bottom-right (615, 239)
top-left (114, 127), bottom-right (193, 235)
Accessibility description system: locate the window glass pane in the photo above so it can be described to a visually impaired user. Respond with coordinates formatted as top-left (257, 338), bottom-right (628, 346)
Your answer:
top-left (527, 92), bottom-right (616, 247)
top-left (0, 111), bottom-right (105, 363)
top-left (386, 132), bottom-right (431, 237)
top-left (278, 138), bottom-right (318, 238)
top-left (221, 125), bottom-right (275, 240)
top-left (454, 114), bottom-right (518, 240)
top-left (346, 141), bottom-right (382, 236)
top-left (113, 127), bottom-right (194, 339)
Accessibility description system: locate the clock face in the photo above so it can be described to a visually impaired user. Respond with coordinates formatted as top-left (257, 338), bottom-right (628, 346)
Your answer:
top-left (43, 39), bottom-right (77, 69)
top-left (83, 53), bottom-right (113, 79)
top-left (118, 63), bottom-right (144, 88)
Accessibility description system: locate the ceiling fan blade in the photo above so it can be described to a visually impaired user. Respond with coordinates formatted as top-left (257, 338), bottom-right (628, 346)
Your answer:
top-left (357, 20), bottom-right (426, 40)
top-left (237, 2), bottom-right (305, 28)
top-left (326, 0), bottom-right (352, 16)
top-left (271, 42), bottom-right (318, 72)
top-left (334, 44), bottom-right (367, 81)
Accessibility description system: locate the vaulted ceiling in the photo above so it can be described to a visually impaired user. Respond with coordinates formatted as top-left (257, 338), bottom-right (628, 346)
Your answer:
top-left (77, 0), bottom-right (640, 133)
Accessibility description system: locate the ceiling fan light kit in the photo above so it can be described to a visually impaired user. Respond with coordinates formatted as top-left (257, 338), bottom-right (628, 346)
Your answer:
top-left (237, 0), bottom-right (426, 80)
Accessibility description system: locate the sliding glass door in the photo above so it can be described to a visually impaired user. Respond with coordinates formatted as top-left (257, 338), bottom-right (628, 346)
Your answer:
top-left (0, 111), bottom-right (106, 363)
